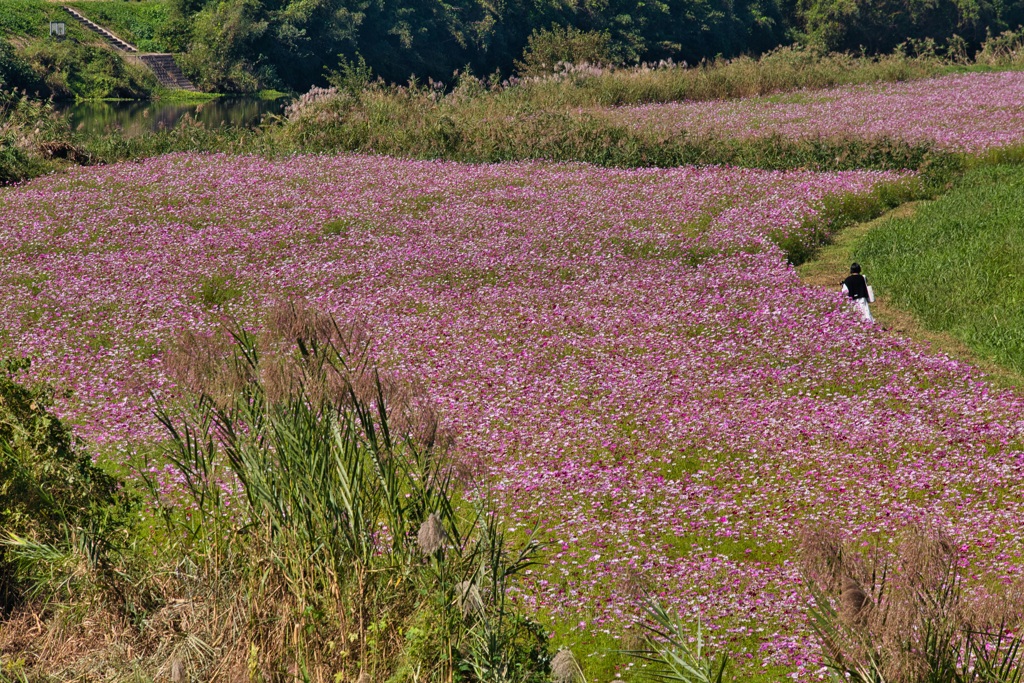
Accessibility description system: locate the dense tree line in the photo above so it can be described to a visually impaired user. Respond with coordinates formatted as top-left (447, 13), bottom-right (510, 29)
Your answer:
top-left (152, 0), bottom-right (1024, 92)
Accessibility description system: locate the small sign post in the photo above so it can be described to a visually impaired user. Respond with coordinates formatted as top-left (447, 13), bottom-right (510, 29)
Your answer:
top-left (49, 22), bottom-right (66, 38)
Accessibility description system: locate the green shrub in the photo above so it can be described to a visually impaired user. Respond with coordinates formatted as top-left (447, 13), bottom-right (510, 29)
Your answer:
top-left (195, 273), bottom-right (242, 308)
top-left (0, 357), bottom-right (128, 611)
top-left (175, 0), bottom-right (272, 93)
top-left (0, 39), bottom-right (43, 94)
top-left (515, 25), bottom-right (622, 76)
top-left (0, 93), bottom-right (79, 185)
top-left (976, 27), bottom-right (1024, 66)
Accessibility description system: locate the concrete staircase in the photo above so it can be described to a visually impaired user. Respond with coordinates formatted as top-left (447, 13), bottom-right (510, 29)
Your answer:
top-left (62, 6), bottom-right (198, 91)
top-left (63, 6), bottom-right (138, 52)
top-left (137, 54), bottom-right (197, 91)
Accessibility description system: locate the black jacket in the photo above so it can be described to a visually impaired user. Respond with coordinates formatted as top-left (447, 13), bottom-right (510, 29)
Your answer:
top-left (842, 274), bottom-right (869, 300)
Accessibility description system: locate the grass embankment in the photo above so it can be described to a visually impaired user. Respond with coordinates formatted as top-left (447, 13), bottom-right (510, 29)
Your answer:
top-left (278, 83), bottom-right (961, 175)
top-left (799, 154), bottom-right (1024, 388)
top-left (798, 203), bottom-right (1019, 390)
top-left (65, 1), bottom-right (171, 53)
top-left (847, 163), bottom-right (1024, 378)
top-left (0, 0), bottom-right (157, 100)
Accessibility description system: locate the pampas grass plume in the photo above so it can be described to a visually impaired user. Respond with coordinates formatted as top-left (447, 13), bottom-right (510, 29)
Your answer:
top-left (417, 513), bottom-right (445, 556)
top-left (551, 648), bottom-right (585, 683)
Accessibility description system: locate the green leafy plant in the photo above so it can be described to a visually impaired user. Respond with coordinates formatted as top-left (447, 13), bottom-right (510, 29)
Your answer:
top-left (0, 356), bottom-right (131, 611)
top-left (516, 26), bottom-right (621, 77)
top-left (627, 599), bottom-right (731, 683)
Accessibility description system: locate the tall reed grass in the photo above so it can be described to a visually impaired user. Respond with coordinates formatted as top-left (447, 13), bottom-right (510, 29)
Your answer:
top-left (1, 305), bottom-right (553, 681)
top-left (139, 303), bottom-right (552, 681)
top-left (513, 47), bottom-right (964, 108)
top-left (802, 527), bottom-right (1024, 683)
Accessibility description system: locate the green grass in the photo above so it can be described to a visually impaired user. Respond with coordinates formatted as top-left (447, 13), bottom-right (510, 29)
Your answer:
top-left (0, 0), bottom-right (68, 38)
top-left (854, 163), bottom-right (1024, 375)
top-left (65, 1), bottom-right (170, 52)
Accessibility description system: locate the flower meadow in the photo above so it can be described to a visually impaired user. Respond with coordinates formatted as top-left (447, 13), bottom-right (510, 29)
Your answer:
top-left (611, 71), bottom-right (1024, 152)
top-left (2, 153), bottom-right (1024, 678)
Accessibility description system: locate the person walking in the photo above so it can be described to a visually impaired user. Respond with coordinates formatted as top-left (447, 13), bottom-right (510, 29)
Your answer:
top-left (841, 263), bottom-right (874, 323)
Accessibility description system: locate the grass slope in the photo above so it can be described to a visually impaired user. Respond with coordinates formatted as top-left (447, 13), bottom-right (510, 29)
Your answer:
top-left (0, 0), bottom-right (75, 38)
top-left (0, 0), bottom-right (158, 100)
top-left (799, 203), bottom-right (1021, 391)
top-left (65, 1), bottom-right (170, 52)
top-left (832, 164), bottom-right (1024, 377)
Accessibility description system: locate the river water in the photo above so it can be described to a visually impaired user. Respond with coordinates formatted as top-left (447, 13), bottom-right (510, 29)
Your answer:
top-left (58, 97), bottom-right (288, 136)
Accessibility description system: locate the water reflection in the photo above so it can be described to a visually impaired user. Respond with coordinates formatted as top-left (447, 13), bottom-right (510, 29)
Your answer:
top-left (60, 97), bottom-right (288, 136)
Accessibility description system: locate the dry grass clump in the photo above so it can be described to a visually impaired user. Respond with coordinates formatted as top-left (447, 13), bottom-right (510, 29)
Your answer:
top-left (165, 302), bottom-right (450, 451)
top-left (0, 554), bottom-right (327, 681)
top-left (549, 648), bottom-right (585, 683)
top-left (801, 526), bottom-right (1024, 683)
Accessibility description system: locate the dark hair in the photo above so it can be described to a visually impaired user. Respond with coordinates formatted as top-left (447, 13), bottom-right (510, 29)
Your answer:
top-left (850, 263), bottom-right (861, 274)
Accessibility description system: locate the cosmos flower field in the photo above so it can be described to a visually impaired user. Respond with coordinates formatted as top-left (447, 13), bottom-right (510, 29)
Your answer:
top-left (610, 71), bottom-right (1024, 152)
top-left (2, 151), bottom-right (1024, 678)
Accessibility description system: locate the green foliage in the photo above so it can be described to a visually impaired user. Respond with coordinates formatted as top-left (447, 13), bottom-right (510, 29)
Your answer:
top-left (0, 357), bottom-right (128, 611)
top-left (0, 39), bottom-right (43, 93)
top-left (778, 175), bottom-right (935, 266)
top-left (20, 37), bottom-right (158, 100)
top-left (177, 0), bottom-right (273, 93)
top-left (163, 0), bottom-right (797, 93)
top-left (0, 0), bottom-right (160, 101)
top-left (795, 0), bottom-right (1024, 56)
top-left (516, 26), bottom-right (621, 76)
top-left (279, 83), bottom-right (959, 174)
top-left (7, 0), bottom-right (1024, 97)
top-left (195, 273), bottom-right (242, 308)
top-left (94, 0), bottom-right (1024, 95)
top-left (976, 27), bottom-right (1024, 66)
top-left (0, 92), bottom-right (78, 185)
top-left (854, 163), bottom-right (1024, 376)
top-left (78, 114), bottom-right (275, 163)
top-left (627, 600), bottom-right (731, 683)
top-left (324, 54), bottom-right (374, 94)
top-left (0, 0), bottom-right (158, 101)
top-left (3, 49), bottom-right (978, 186)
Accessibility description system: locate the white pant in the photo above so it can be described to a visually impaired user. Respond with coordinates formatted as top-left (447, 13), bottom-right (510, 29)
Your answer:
top-left (853, 298), bottom-right (873, 323)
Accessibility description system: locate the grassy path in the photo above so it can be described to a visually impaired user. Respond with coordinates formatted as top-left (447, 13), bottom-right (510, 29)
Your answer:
top-left (798, 194), bottom-right (1024, 390)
